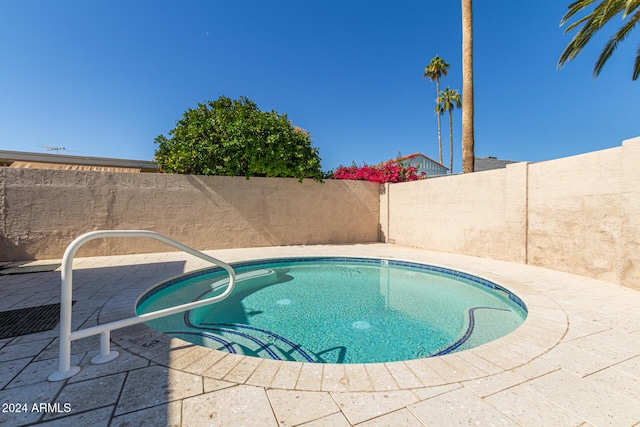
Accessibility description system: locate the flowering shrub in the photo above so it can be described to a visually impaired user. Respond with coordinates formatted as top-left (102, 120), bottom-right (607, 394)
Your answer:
top-left (332, 163), bottom-right (426, 184)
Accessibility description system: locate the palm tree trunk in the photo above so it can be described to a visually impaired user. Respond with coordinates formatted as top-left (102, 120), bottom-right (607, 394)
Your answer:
top-left (461, 0), bottom-right (475, 173)
top-left (449, 110), bottom-right (454, 174)
top-left (436, 79), bottom-right (442, 165)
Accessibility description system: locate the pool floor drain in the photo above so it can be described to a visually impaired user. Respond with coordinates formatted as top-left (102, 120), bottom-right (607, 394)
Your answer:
top-left (352, 321), bottom-right (371, 330)
top-left (276, 299), bottom-right (292, 306)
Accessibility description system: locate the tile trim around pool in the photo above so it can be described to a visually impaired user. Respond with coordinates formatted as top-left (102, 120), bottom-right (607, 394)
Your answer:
top-left (111, 252), bottom-right (565, 392)
top-left (136, 256), bottom-right (527, 313)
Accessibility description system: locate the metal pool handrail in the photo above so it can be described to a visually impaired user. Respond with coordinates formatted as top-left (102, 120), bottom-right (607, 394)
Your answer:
top-left (48, 230), bottom-right (236, 382)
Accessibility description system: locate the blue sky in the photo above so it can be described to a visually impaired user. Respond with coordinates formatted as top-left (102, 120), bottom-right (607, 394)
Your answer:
top-left (1, 1), bottom-right (638, 173)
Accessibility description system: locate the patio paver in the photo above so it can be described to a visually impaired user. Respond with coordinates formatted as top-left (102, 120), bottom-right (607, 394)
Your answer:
top-left (0, 244), bottom-right (638, 426)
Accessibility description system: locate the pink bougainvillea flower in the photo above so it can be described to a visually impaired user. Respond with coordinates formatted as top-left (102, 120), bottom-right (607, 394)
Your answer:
top-left (332, 163), bottom-right (426, 184)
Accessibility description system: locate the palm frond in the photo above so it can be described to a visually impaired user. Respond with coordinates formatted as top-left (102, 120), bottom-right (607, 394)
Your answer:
top-left (594, 10), bottom-right (640, 76)
top-left (424, 55), bottom-right (450, 81)
top-left (559, 0), bottom-right (640, 79)
top-left (559, 2), bottom-right (615, 65)
top-left (622, 0), bottom-right (640, 17)
top-left (564, 13), bottom-right (596, 33)
top-left (634, 42), bottom-right (640, 79)
top-left (561, 0), bottom-right (599, 25)
top-left (436, 88), bottom-right (462, 113)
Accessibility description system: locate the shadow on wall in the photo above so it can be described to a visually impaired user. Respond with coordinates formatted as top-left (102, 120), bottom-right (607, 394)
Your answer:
top-left (184, 175), bottom-right (380, 247)
top-left (0, 169), bottom-right (381, 261)
top-left (378, 223), bottom-right (386, 243)
top-left (330, 179), bottom-right (381, 242)
top-left (184, 174), bottom-right (284, 246)
top-left (0, 235), bottom-right (35, 262)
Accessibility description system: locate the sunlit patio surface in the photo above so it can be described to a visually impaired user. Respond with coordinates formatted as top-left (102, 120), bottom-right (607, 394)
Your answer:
top-left (1, 244), bottom-right (639, 426)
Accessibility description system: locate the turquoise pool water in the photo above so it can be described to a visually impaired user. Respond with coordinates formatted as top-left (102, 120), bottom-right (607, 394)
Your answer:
top-left (136, 258), bottom-right (527, 364)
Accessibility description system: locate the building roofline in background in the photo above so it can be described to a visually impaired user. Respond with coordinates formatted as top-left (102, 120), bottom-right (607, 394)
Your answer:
top-left (474, 156), bottom-right (519, 172)
top-left (0, 150), bottom-right (159, 172)
top-left (375, 152), bottom-right (449, 170)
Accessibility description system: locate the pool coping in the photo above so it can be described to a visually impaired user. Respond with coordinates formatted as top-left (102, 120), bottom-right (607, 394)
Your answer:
top-left (106, 250), bottom-right (567, 393)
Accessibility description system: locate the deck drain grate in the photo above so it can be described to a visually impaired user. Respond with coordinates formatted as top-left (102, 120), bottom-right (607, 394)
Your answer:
top-left (0, 264), bottom-right (61, 275)
top-left (0, 302), bottom-right (73, 339)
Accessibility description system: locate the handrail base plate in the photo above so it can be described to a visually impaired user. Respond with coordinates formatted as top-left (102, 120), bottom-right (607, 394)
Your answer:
top-left (48, 366), bottom-right (81, 382)
top-left (92, 351), bottom-right (119, 364)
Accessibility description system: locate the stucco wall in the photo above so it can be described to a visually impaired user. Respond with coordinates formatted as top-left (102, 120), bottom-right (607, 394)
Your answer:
top-left (382, 168), bottom-right (525, 262)
top-left (385, 137), bottom-right (640, 290)
top-left (0, 170), bottom-right (380, 261)
top-left (621, 139), bottom-right (640, 289)
top-left (2, 138), bottom-right (638, 290)
top-left (527, 147), bottom-right (623, 283)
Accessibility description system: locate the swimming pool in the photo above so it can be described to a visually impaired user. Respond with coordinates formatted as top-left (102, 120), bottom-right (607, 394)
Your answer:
top-left (136, 257), bottom-right (527, 364)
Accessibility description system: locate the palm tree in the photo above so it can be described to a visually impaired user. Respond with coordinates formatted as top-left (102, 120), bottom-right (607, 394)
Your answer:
top-left (424, 55), bottom-right (450, 165)
top-left (558, 0), bottom-right (640, 80)
top-left (461, 0), bottom-right (475, 173)
top-left (436, 87), bottom-right (462, 174)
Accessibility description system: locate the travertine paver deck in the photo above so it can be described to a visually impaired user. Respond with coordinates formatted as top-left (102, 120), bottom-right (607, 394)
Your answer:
top-left (0, 244), bottom-right (639, 426)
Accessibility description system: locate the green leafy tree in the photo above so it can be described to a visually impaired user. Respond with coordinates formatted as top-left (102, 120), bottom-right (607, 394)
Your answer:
top-left (424, 55), bottom-right (450, 165)
top-left (436, 87), bottom-right (462, 174)
top-left (558, 0), bottom-right (640, 80)
top-left (154, 96), bottom-right (323, 181)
